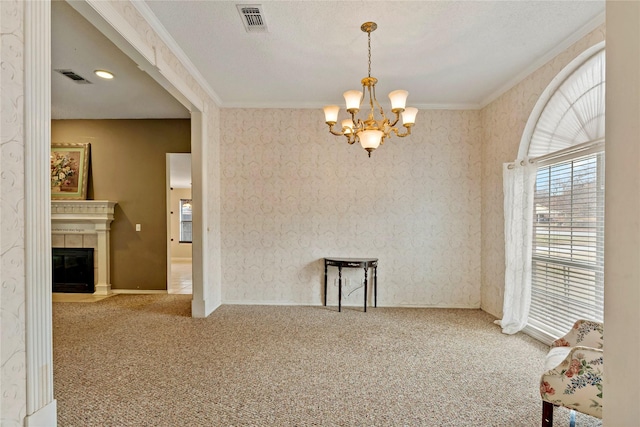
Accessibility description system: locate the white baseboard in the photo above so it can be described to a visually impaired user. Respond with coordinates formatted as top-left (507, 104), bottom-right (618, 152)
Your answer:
top-left (380, 303), bottom-right (482, 309)
top-left (223, 300), bottom-right (306, 306)
top-left (94, 283), bottom-right (112, 295)
top-left (111, 289), bottom-right (167, 294)
top-left (192, 297), bottom-right (220, 318)
top-left (24, 400), bottom-right (57, 427)
top-left (221, 300), bottom-right (482, 309)
top-left (522, 324), bottom-right (555, 346)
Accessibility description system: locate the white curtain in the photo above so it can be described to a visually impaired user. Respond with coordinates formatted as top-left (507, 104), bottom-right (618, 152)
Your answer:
top-left (495, 159), bottom-right (537, 334)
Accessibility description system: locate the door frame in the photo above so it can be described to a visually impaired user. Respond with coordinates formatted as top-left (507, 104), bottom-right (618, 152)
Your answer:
top-left (23, 0), bottom-right (219, 423)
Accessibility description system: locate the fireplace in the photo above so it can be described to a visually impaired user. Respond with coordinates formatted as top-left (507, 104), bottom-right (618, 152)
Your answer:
top-left (52, 248), bottom-right (95, 293)
top-left (51, 200), bottom-right (117, 295)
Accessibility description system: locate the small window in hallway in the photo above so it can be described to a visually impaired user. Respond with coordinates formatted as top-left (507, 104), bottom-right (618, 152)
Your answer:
top-left (180, 199), bottom-right (192, 243)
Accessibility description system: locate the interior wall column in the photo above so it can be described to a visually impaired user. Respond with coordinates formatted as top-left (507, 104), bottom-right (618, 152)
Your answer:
top-left (604, 1), bottom-right (640, 424)
top-left (23, 0), bottom-right (57, 425)
top-left (95, 223), bottom-right (112, 295)
top-left (191, 110), bottom-right (210, 317)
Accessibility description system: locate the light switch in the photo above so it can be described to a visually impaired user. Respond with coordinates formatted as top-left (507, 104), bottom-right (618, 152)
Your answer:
top-left (136, 224), bottom-right (141, 232)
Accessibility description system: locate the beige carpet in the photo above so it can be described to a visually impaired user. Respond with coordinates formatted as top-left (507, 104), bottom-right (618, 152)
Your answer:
top-left (53, 295), bottom-right (602, 426)
top-left (52, 292), bottom-right (114, 303)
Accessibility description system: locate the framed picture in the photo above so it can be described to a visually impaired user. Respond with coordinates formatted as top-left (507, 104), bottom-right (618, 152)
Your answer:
top-left (50, 142), bottom-right (90, 199)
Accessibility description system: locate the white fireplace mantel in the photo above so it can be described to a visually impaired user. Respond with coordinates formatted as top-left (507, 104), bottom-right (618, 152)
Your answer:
top-left (51, 200), bottom-right (117, 295)
top-left (51, 200), bottom-right (116, 221)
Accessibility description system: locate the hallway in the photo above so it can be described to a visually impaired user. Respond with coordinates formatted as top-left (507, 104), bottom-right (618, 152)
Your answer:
top-left (168, 260), bottom-right (192, 294)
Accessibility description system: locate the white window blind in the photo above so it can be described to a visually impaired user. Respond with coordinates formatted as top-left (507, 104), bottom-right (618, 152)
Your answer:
top-left (528, 152), bottom-right (605, 339)
top-left (179, 199), bottom-right (192, 243)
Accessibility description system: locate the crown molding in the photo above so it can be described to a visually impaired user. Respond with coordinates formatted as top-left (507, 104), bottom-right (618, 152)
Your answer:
top-left (218, 101), bottom-right (482, 111)
top-left (131, 1), bottom-right (223, 107)
top-left (479, 10), bottom-right (606, 109)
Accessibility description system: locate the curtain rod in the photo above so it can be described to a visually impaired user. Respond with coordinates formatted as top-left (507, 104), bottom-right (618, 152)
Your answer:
top-left (506, 138), bottom-right (605, 169)
top-left (531, 138), bottom-right (604, 163)
top-left (506, 159), bottom-right (535, 170)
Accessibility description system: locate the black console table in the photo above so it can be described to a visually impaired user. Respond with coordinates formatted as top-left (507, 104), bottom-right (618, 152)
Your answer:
top-left (324, 257), bottom-right (378, 312)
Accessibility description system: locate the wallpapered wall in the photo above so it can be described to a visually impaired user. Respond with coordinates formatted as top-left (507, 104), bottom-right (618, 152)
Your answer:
top-left (1, 1), bottom-right (223, 422)
top-left (0, 0), bottom-right (607, 419)
top-left (479, 25), bottom-right (606, 318)
top-left (220, 109), bottom-right (482, 307)
top-left (1, 0), bottom-right (27, 422)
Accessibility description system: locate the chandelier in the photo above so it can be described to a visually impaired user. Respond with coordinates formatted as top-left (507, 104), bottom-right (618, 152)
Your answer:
top-left (323, 22), bottom-right (418, 157)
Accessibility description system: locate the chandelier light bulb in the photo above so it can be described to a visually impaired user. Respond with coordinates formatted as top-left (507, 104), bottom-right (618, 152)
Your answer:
top-left (402, 107), bottom-right (419, 125)
top-left (360, 129), bottom-right (383, 150)
top-left (343, 90), bottom-right (363, 112)
top-left (389, 90), bottom-right (408, 112)
top-left (323, 105), bottom-right (340, 124)
top-left (342, 119), bottom-right (354, 134)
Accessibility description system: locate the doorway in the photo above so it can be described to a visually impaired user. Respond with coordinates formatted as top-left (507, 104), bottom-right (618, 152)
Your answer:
top-left (167, 153), bottom-right (193, 294)
top-left (20, 1), bottom-right (218, 423)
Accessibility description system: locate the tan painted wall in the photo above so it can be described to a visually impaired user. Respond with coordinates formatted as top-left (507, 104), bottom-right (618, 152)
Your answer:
top-left (170, 187), bottom-right (192, 259)
top-left (51, 119), bottom-right (191, 290)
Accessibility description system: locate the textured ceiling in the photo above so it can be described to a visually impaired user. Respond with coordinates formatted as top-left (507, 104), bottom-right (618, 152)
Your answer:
top-left (51, 0), bottom-right (189, 119)
top-left (51, 0), bottom-right (605, 119)
top-left (142, 0), bottom-right (605, 109)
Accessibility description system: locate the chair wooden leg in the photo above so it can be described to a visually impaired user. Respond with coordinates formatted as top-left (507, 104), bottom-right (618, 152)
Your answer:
top-left (542, 401), bottom-right (554, 427)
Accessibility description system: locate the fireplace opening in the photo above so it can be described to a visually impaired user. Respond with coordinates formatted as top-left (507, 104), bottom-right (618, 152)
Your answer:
top-left (52, 248), bottom-right (95, 293)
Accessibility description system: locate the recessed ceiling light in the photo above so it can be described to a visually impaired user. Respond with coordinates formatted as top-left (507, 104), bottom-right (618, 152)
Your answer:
top-left (94, 70), bottom-right (114, 80)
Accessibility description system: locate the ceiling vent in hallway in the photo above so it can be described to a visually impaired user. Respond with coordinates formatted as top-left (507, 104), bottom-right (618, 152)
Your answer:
top-left (55, 69), bottom-right (92, 84)
top-left (236, 4), bottom-right (268, 33)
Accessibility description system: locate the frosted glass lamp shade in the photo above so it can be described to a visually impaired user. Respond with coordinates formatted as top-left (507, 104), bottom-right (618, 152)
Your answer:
top-left (389, 90), bottom-right (408, 111)
top-left (343, 90), bottom-right (363, 111)
top-left (359, 129), bottom-right (383, 149)
top-left (402, 107), bottom-right (418, 125)
top-left (341, 119), bottom-right (354, 134)
top-left (323, 105), bottom-right (340, 123)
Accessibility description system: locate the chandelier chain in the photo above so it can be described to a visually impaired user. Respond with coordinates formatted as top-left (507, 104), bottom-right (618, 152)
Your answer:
top-left (367, 31), bottom-right (372, 78)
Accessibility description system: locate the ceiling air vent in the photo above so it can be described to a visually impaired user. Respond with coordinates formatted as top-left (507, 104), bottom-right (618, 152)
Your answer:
top-left (236, 4), bottom-right (268, 33)
top-left (55, 69), bottom-right (92, 84)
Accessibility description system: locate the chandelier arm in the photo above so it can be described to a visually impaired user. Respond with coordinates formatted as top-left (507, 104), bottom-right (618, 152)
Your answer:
top-left (371, 85), bottom-right (386, 119)
top-left (391, 125), bottom-right (413, 138)
top-left (366, 85), bottom-right (376, 118)
top-left (351, 112), bottom-right (366, 134)
top-left (327, 123), bottom-right (346, 137)
top-left (388, 111), bottom-right (401, 128)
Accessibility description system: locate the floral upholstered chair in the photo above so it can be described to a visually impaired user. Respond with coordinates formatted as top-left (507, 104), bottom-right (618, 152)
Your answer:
top-left (539, 319), bottom-right (604, 427)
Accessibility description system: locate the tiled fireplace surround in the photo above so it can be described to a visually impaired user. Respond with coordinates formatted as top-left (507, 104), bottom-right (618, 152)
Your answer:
top-left (51, 200), bottom-right (117, 295)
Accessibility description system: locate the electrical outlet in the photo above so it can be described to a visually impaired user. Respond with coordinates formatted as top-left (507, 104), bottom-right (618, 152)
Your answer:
top-left (136, 224), bottom-right (141, 232)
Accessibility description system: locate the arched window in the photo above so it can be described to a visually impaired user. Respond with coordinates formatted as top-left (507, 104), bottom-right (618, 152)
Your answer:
top-left (526, 46), bottom-right (605, 341)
